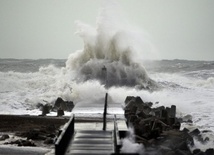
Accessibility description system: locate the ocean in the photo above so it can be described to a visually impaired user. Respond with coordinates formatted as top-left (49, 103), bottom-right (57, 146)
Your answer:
top-left (0, 58), bottom-right (214, 150)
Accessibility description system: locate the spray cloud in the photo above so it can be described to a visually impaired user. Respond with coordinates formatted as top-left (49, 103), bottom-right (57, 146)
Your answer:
top-left (66, 2), bottom-right (157, 90)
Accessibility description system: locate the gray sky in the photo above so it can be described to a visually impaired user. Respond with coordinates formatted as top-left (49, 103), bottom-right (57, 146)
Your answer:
top-left (0, 0), bottom-right (214, 60)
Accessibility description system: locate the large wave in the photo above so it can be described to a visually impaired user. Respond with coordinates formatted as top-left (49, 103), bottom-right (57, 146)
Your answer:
top-left (65, 3), bottom-right (157, 90)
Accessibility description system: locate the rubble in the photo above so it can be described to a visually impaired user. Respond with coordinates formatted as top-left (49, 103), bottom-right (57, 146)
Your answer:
top-left (0, 134), bottom-right (9, 141)
top-left (4, 139), bottom-right (36, 147)
top-left (124, 96), bottom-right (195, 155)
top-left (37, 97), bottom-right (74, 116)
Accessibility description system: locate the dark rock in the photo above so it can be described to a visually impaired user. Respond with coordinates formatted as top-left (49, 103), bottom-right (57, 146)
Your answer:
top-left (136, 110), bottom-right (148, 118)
top-left (182, 128), bottom-right (190, 133)
top-left (173, 121), bottom-right (181, 130)
top-left (201, 130), bottom-right (212, 133)
top-left (6, 139), bottom-right (36, 147)
top-left (21, 140), bottom-right (36, 146)
top-left (66, 101), bottom-right (74, 112)
top-left (146, 102), bottom-right (153, 107)
top-left (125, 96), bottom-right (135, 105)
top-left (135, 96), bottom-right (144, 104)
top-left (193, 149), bottom-right (201, 154)
top-left (41, 104), bottom-right (51, 116)
top-left (205, 148), bottom-right (214, 155)
top-left (26, 130), bottom-right (39, 140)
top-left (0, 134), bottom-right (9, 141)
top-left (170, 105), bottom-right (176, 118)
top-left (123, 96), bottom-right (195, 155)
top-left (195, 152), bottom-right (206, 155)
top-left (55, 97), bottom-right (64, 108)
top-left (44, 137), bottom-right (54, 144)
top-left (155, 106), bottom-right (165, 111)
top-left (166, 107), bottom-right (171, 117)
top-left (161, 109), bottom-right (169, 119)
top-left (54, 97), bottom-right (74, 112)
top-left (168, 117), bottom-right (175, 126)
top-left (189, 128), bottom-right (200, 137)
top-left (124, 100), bottom-right (137, 112)
top-left (150, 129), bottom-right (161, 139)
top-left (176, 141), bottom-right (189, 151)
top-left (60, 101), bottom-right (68, 111)
top-left (57, 109), bottom-right (64, 116)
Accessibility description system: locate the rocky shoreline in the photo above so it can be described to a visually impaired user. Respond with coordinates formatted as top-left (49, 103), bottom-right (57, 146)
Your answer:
top-left (124, 96), bottom-right (214, 155)
top-left (0, 96), bottom-right (213, 155)
top-left (0, 115), bottom-right (69, 148)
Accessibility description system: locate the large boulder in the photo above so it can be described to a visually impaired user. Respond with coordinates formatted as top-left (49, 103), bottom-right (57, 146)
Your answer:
top-left (54, 97), bottom-right (74, 112)
top-left (0, 134), bottom-right (9, 141)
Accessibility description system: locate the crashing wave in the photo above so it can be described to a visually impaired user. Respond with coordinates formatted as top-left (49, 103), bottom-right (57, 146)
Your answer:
top-left (66, 4), bottom-right (158, 90)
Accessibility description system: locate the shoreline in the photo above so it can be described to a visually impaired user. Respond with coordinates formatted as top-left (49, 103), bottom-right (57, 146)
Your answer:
top-left (0, 114), bottom-right (69, 132)
top-left (0, 108), bottom-right (214, 155)
top-left (0, 114), bottom-right (122, 155)
top-left (0, 114), bottom-right (70, 154)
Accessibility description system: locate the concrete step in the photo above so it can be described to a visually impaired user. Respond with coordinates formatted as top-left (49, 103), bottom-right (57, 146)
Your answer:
top-left (66, 130), bottom-right (114, 155)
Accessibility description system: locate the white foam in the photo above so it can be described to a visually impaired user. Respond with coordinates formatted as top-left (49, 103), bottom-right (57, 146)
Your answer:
top-left (65, 2), bottom-right (157, 89)
top-left (120, 127), bottom-right (145, 155)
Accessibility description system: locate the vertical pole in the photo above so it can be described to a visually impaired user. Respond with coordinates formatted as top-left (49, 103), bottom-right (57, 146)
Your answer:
top-left (103, 93), bottom-right (108, 130)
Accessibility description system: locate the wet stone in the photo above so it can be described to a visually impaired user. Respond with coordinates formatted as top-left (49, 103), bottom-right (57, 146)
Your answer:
top-left (0, 134), bottom-right (9, 141)
top-left (57, 109), bottom-right (64, 116)
top-left (44, 137), bottom-right (54, 144)
top-left (205, 148), bottom-right (214, 155)
top-left (193, 149), bottom-right (201, 154)
top-left (123, 96), bottom-right (194, 155)
top-left (189, 128), bottom-right (200, 137)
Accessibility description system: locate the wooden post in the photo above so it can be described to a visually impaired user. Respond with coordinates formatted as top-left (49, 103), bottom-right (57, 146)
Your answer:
top-left (170, 105), bottom-right (176, 118)
top-left (103, 93), bottom-right (108, 131)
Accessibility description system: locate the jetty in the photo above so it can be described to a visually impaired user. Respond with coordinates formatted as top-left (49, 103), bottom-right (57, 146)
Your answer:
top-left (55, 93), bottom-right (129, 155)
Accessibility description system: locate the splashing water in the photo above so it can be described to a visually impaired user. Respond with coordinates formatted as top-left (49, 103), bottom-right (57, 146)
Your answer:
top-left (120, 127), bottom-right (145, 155)
top-left (65, 2), bottom-right (157, 89)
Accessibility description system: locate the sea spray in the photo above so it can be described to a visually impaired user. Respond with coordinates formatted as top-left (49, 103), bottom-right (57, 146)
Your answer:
top-left (120, 127), bottom-right (145, 155)
top-left (120, 127), bottom-right (159, 155)
top-left (65, 3), bottom-right (157, 89)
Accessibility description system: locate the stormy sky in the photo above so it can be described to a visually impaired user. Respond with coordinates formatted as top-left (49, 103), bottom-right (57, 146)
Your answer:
top-left (0, 0), bottom-right (214, 60)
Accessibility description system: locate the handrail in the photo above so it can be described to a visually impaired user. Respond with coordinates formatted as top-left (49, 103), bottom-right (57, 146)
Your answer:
top-left (55, 115), bottom-right (75, 155)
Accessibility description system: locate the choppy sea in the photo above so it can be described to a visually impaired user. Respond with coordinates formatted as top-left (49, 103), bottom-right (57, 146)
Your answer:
top-left (0, 58), bottom-right (214, 149)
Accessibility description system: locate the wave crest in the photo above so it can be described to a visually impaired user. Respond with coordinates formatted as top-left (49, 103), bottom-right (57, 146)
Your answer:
top-left (66, 4), bottom-right (157, 89)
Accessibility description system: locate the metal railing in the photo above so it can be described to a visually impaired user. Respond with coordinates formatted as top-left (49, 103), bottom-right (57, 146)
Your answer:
top-left (55, 115), bottom-right (74, 155)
